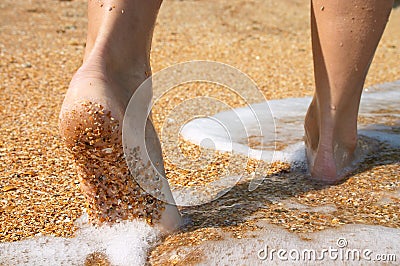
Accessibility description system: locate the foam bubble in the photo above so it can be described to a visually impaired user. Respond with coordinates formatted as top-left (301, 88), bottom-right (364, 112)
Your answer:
top-left (181, 80), bottom-right (400, 163)
top-left (194, 223), bottom-right (400, 265)
top-left (2, 81), bottom-right (398, 264)
top-left (0, 215), bottom-right (160, 266)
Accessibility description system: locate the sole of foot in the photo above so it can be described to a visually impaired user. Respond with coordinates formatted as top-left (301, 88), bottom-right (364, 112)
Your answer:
top-left (59, 67), bottom-right (182, 233)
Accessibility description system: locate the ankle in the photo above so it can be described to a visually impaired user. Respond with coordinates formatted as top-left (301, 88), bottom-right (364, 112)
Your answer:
top-left (84, 40), bottom-right (151, 88)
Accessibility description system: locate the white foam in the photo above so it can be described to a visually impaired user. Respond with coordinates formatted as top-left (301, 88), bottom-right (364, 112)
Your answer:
top-left (181, 80), bottom-right (400, 163)
top-left (0, 214), bottom-right (160, 266)
top-left (2, 81), bottom-right (398, 264)
top-left (193, 224), bottom-right (400, 265)
top-left (359, 127), bottom-right (400, 148)
top-left (180, 101), bottom-right (276, 162)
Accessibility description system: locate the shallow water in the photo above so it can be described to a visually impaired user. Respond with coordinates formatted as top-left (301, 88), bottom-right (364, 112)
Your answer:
top-left (0, 215), bottom-right (160, 266)
top-left (1, 81), bottom-right (399, 265)
top-left (181, 80), bottom-right (400, 163)
top-left (194, 223), bottom-right (400, 265)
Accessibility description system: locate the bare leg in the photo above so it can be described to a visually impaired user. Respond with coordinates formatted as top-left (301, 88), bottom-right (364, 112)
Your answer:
top-left (305, 0), bottom-right (393, 183)
top-left (59, 0), bottom-right (181, 232)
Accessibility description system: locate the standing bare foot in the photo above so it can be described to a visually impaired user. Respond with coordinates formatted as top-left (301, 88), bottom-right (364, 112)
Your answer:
top-left (305, 0), bottom-right (393, 184)
top-left (304, 97), bottom-right (358, 184)
top-left (59, 0), bottom-right (181, 233)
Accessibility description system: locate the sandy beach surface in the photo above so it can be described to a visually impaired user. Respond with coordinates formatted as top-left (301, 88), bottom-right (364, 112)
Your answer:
top-left (1, 0), bottom-right (399, 265)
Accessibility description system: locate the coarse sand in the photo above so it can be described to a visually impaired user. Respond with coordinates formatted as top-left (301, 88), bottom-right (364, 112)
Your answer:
top-left (0, 0), bottom-right (399, 265)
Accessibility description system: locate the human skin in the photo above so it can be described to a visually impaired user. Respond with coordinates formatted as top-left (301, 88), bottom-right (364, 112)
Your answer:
top-left (59, 0), bottom-right (394, 230)
top-left (305, 0), bottom-right (394, 183)
top-left (59, 0), bottom-right (182, 233)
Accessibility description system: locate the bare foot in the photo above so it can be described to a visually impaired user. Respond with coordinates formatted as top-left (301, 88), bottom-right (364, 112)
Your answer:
top-left (59, 60), bottom-right (182, 233)
top-left (307, 0), bottom-right (393, 184)
top-left (304, 97), bottom-right (358, 184)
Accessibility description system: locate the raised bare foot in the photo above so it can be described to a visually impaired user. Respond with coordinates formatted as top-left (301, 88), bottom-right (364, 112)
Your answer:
top-left (304, 97), bottom-right (358, 184)
top-left (59, 59), bottom-right (182, 233)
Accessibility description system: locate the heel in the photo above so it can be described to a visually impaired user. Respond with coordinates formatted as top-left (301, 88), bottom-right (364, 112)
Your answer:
top-left (59, 101), bottom-right (166, 224)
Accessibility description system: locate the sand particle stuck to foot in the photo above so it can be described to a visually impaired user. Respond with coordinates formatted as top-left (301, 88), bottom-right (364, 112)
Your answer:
top-left (0, 0), bottom-right (399, 265)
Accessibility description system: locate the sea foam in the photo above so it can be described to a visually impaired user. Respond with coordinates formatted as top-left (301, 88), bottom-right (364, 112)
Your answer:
top-left (181, 80), bottom-right (400, 163)
top-left (1, 81), bottom-right (398, 265)
top-left (0, 214), bottom-right (160, 266)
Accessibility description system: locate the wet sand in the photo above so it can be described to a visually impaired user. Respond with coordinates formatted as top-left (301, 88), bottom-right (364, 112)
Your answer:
top-left (0, 0), bottom-right (399, 265)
